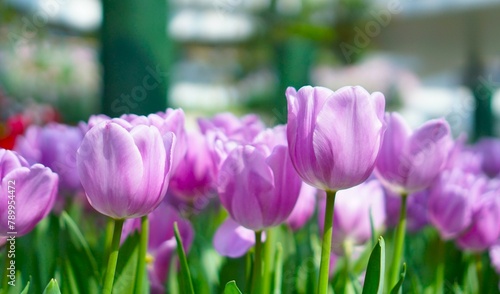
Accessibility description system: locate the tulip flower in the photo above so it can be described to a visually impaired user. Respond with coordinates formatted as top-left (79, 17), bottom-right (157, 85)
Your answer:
top-left (375, 113), bottom-right (453, 194)
top-left (76, 118), bottom-right (175, 294)
top-left (218, 144), bottom-right (301, 231)
top-left (15, 123), bottom-right (84, 192)
top-left (77, 119), bottom-right (175, 219)
top-left (428, 169), bottom-right (483, 240)
top-left (198, 112), bottom-right (265, 143)
top-left (286, 86), bottom-right (386, 191)
top-left (474, 137), bottom-right (500, 178)
top-left (167, 131), bottom-right (215, 209)
top-left (0, 149), bottom-right (58, 236)
top-left (456, 181), bottom-right (500, 251)
top-left (286, 85), bottom-right (386, 293)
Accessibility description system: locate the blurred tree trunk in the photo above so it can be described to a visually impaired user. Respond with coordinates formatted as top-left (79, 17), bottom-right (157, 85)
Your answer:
top-left (101, 0), bottom-right (172, 116)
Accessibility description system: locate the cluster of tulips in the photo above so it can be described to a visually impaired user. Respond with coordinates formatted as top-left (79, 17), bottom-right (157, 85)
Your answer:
top-left (1, 85), bottom-right (500, 293)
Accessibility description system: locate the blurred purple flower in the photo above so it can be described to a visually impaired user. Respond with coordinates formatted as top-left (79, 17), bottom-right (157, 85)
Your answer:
top-left (15, 123), bottom-right (84, 191)
top-left (375, 112), bottom-right (453, 194)
top-left (0, 149), bottom-right (58, 236)
top-left (168, 131), bottom-right (215, 204)
top-left (286, 85), bottom-right (386, 191)
top-left (286, 182), bottom-right (317, 231)
top-left (384, 188), bottom-right (429, 233)
top-left (474, 138), bottom-right (500, 178)
top-left (77, 119), bottom-right (175, 219)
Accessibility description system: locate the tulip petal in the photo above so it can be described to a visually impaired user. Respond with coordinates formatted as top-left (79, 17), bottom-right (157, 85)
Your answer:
top-left (286, 86), bottom-right (331, 188)
top-left (404, 119), bottom-right (452, 191)
top-left (213, 218), bottom-right (259, 258)
top-left (375, 113), bottom-right (411, 190)
top-left (128, 125), bottom-right (168, 217)
top-left (0, 164), bottom-right (58, 236)
top-left (77, 121), bottom-right (143, 219)
top-left (314, 86), bottom-right (384, 190)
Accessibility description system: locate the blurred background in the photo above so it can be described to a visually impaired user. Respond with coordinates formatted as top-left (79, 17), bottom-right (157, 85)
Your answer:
top-left (1, 0), bottom-right (500, 146)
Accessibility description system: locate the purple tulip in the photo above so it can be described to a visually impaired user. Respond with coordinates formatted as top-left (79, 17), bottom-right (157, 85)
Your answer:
top-left (15, 123), bottom-right (84, 191)
top-left (0, 149), bottom-right (58, 236)
top-left (428, 169), bottom-right (481, 240)
top-left (218, 144), bottom-right (302, 231)
top-left (286, 183), bottom-right (317, 231)
top-left (375, 112), bottom-right (453, 194)
top-left (384, 188), bottom-right (429, 233)
top-left (213, 218), bottom-right (266, 258)
top-left (80, 109), bottom-right (187, 173)
top-left (168, 131), bottom-right (215, 203)
top-left (456, 181), bottom-right (500, 251)
top-left (122, 202), bottom-right (193, 294)
top-left (286, 85), bottom-right (386, 191)
top-left (76, 119), bottom-right (175, 219)
top-left (474, 138), bottom-right (500, 178)
top-left (318, 179), bottom-right (386, 255)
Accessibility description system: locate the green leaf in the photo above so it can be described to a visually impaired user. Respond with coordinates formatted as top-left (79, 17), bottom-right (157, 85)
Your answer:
top-left (390, 263), bottom-right (407, 294)
top-left (362, 236), bottom-right (386, 294)
top-left (42, 279), bottom-right (61, 294)
top-left (20, 281), bottom-right (30, 294)
top-left (59, 212), bottom-right (100, 294)
top-left (174, 222), bottom-right (195, 294)
top-left (112, 231), bottom-right (140, 294)
top-left (224, 281), bottom-right (243, 294)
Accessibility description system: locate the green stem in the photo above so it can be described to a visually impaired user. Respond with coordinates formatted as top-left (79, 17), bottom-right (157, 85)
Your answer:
top-left (388, 193), bottom-right (408, 289)
top-left (251, 231), bottom-right (263, 294)
top-left (274, 243), bottom-right (283, 293)
top-left (318, 190), bottom-right (337, 294)
top-left (103, 218), bottom-right (115, 268)
top-left (103, 218), bottom-right (124, 294)
top-left (343, 241), bottom-right (354, 294)
top-left (262, 229), bottom-right (274, 294)
top-left (134, 215), bottom-right (149, 293)
top-left (434, 238), bottom-right (445, 294)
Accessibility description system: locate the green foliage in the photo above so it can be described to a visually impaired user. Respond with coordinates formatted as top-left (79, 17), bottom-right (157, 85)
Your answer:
top-left (362, 237), bottom-right (386, 294)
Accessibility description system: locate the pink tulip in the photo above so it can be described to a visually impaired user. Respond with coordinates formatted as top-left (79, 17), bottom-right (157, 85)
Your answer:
top-left (286, 85), bottom-right (386, 191)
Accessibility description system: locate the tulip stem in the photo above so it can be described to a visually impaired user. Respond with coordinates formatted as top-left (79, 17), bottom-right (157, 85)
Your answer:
top-left (135, 215), bottom-right (149, 293)
top-left (103, 218), bottom-right (115, 267)
top-left (388, 192), bottom-right (408, 289)
top-left (318, 190), bottom-right (337, 294)
top-left (251, 231), bottom-right (263, 294)
top-left (262, 228), bottom-right (275, 294)
top-left (103, 218), bottom-right (124, 294)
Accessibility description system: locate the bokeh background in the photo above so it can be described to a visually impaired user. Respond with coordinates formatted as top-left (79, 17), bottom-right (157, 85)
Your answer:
top-left (1, 0), bottom-right (500, 144)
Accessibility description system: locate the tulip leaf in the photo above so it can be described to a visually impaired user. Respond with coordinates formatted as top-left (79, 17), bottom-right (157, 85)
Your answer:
top-left (59, 212), bottom-right (100, 294)
top-left (362, 236), bottom-right (385, 294)
top-left (224, 281), bottom-right (243, 294)
top-left (390, 263), bottom-right (406, 294)
top-left (112, 231), bottom-right (141, 294)
top-left (20, 281), bottom-right (31, 294)
top-left (174, 222), bottom-right (195, 294)
top-left (42, 279), bottom-right (61, 294)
